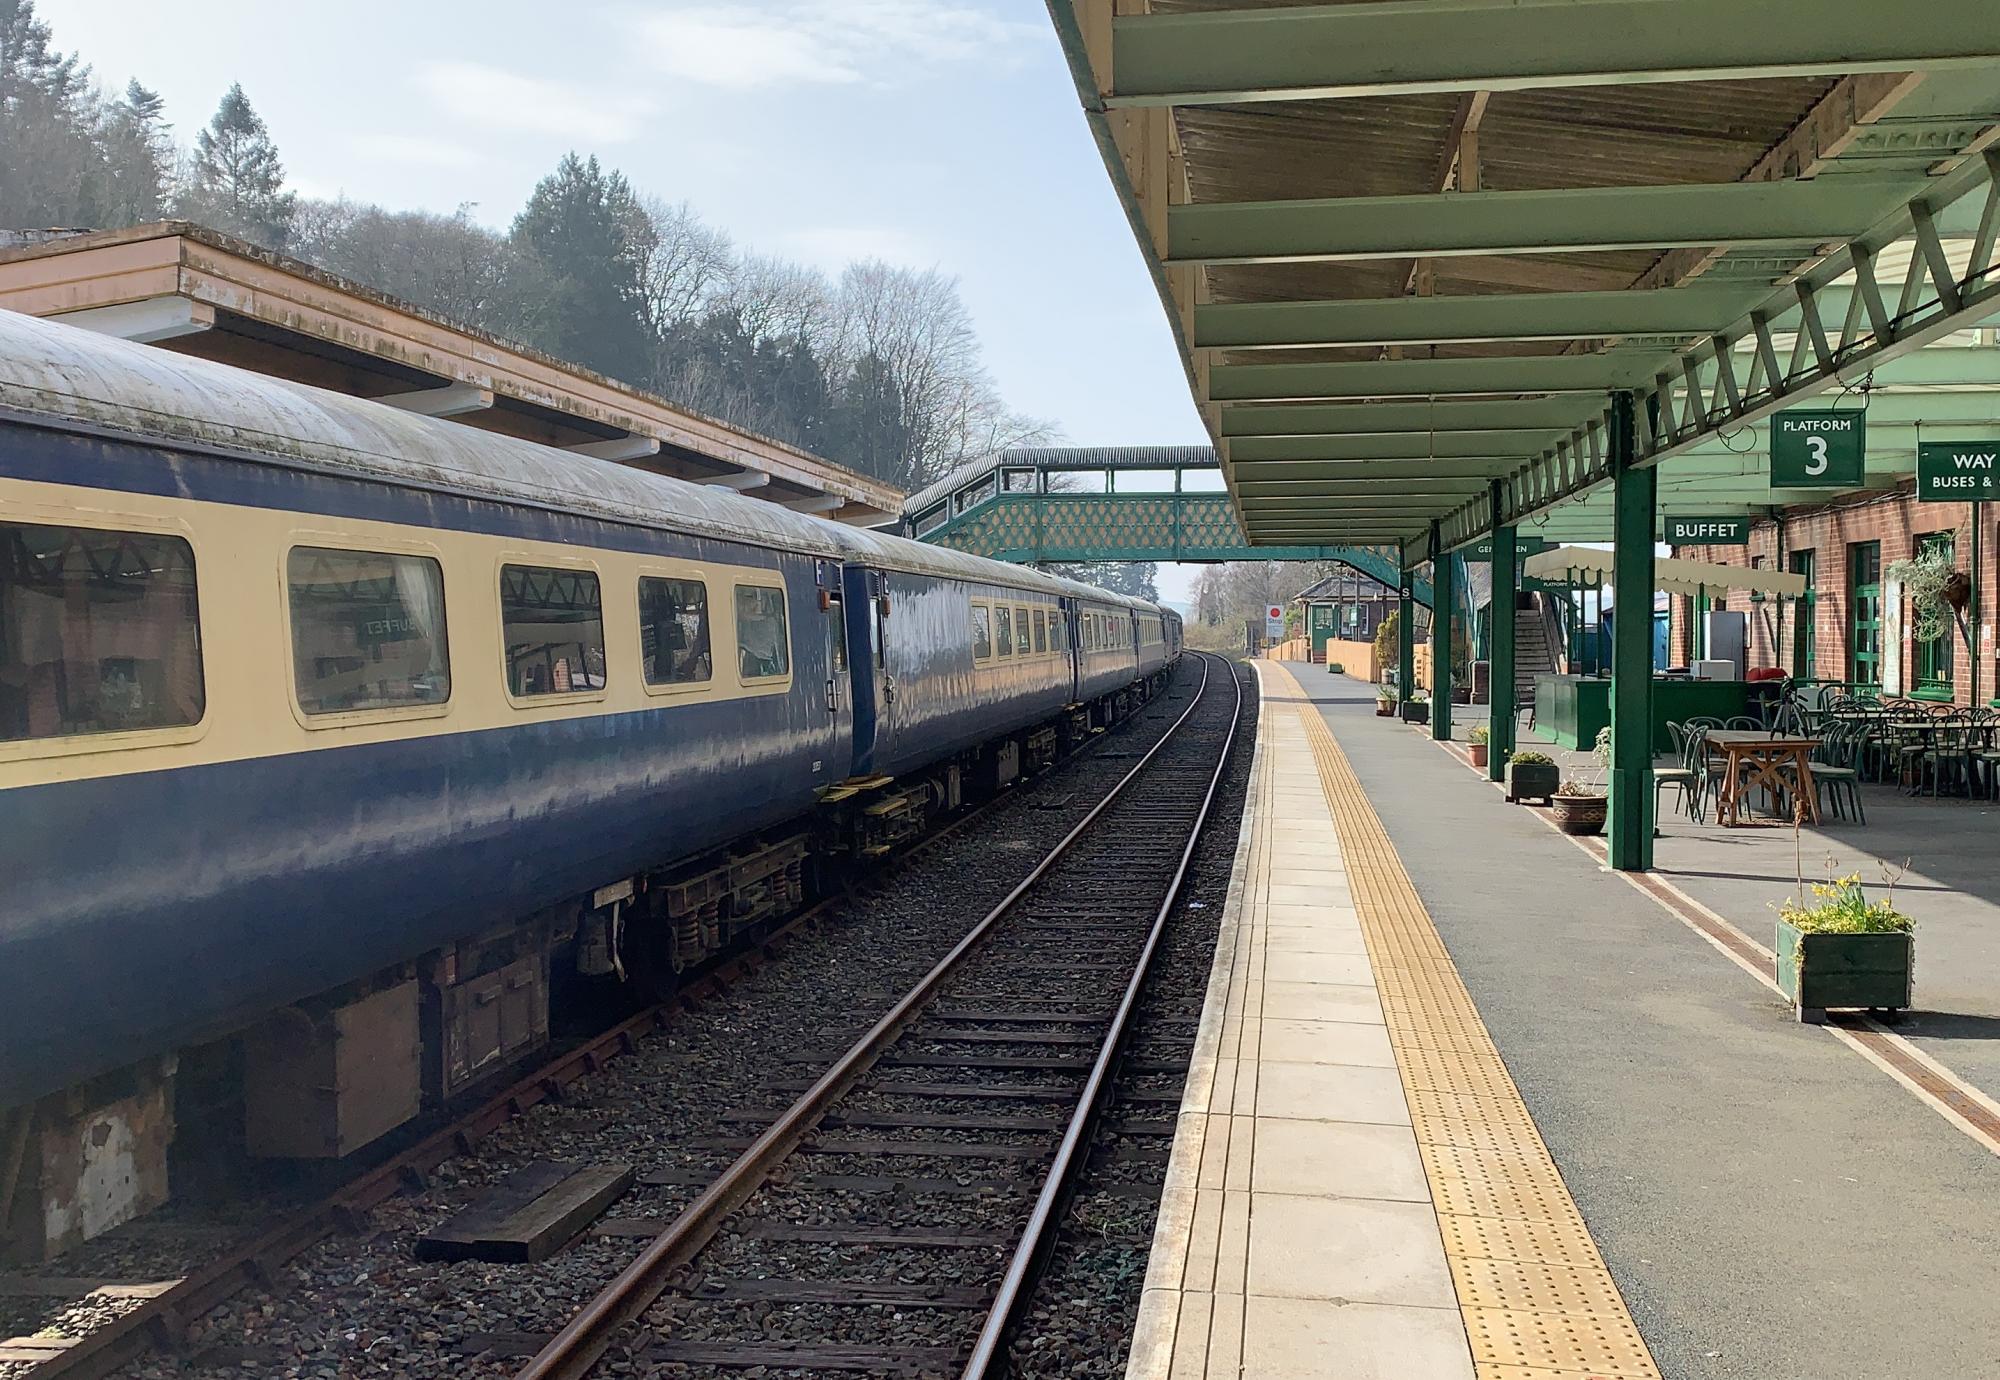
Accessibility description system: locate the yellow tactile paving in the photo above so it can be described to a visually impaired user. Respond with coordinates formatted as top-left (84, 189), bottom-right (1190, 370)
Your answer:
top-left (1269, 662), bottom-right (1662, 1380)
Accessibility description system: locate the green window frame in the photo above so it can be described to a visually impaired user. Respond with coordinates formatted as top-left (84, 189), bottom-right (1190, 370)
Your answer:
top-left (1847, 541), bottom-right (1881, 687)
top-left (1912, 532), bottom-right (1955, 700)
top-left (1788, 549), bottom-right (1816, 681)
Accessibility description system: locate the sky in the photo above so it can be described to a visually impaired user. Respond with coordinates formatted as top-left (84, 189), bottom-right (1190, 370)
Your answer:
top-left (41, 0), bottom-right (1211, 600)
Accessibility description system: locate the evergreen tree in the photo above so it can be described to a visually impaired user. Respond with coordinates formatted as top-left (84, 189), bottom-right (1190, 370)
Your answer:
top-left (0, 0), bottom-right (107, 227)
top-left (509, 153), bottom-right (654, 384)
top-left (181, 83), bottom-right (295, 248)
top-left (1045, 561), bottom-right (1160, 602)
top-left (827, 351), bottom-right (913, 483)
top-left (98, 80), bottom-right (171, 224)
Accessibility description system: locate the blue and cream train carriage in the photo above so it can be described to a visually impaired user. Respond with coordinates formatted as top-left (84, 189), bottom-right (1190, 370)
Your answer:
top-left (0, 311), bottom-right (1178, 1204)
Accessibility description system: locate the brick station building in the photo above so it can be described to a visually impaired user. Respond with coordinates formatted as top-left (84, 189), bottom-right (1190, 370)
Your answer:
top-left (1672, 486), bottom-right (1992, 706)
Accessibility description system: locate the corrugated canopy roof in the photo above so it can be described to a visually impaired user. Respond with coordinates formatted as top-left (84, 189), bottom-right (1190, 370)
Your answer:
top-left (1046, 0), bottom-right (2000, 563)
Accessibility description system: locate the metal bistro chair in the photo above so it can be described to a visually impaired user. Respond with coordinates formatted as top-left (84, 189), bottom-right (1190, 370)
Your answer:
top-left (1916, 711), bottom-right (1977, 798)
top-left (1810, 720), bottom-right (1867, 825)
top-left (1970, 707), bottom-right (2000, 800)
top-left (1685, 722), bottom-right (1734, 823)
top-left (1656, 722), bottom-right (1701, 822)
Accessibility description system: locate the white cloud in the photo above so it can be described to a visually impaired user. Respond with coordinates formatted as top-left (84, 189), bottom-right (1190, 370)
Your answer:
top-left (417, 62), bottom-right (649, 143)
top-left (344, 133), bottom-right (487, 170)
top-left (634, 0), bottom-right (1037, 92)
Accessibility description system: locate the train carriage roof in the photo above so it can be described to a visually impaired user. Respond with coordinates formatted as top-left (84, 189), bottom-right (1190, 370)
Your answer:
top-left (0, 310), bottom-right (1166, 614)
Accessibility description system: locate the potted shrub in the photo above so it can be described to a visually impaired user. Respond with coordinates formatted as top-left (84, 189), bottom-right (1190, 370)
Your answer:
top-left (1467, 725), bottom-right (1490, 770)
top-left (1504, 749), bottom-right (1559, 803)
top-left (1776, 873), bottom-right (1914, 1024)
top-left (1375, 686), bottom-right (1395, 717)
top-left (1550, 779), bottom-right (1607, 834)
top-left (1549, 726), bottom-right (1611, 835)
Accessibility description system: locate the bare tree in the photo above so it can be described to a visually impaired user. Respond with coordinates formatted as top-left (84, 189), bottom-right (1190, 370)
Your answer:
top-left (829, 259), bottom-right (1052, 487)
top-left (293, 199), bottom-right (521, 327)
top-left (632, 195), bottom-right (734, 334)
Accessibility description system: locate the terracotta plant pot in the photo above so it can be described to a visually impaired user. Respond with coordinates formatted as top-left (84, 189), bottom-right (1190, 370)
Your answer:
top-left (1468, 743), bottom-right (1489, 769)
top-left (1551, 792), bottom-right (1607, 835)
top-left (1376, 700), bottom-right (1395, 717)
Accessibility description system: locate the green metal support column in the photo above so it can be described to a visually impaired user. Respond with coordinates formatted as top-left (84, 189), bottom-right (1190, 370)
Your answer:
top-left (1430, 522), bottom-right (1454, 741)
top-left (1488, 499), bottom-right (1517, 781)
top-left (1398, 571), bottom-right (1416, 704)
top-left (1608, 392), bottom-right (1656, 871)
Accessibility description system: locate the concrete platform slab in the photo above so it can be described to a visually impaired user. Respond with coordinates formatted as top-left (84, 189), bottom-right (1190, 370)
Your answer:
top-left (1288, 665), bottom-right (2000, 1380)
top-left (1130, 664), bottom-right (1664, 1380)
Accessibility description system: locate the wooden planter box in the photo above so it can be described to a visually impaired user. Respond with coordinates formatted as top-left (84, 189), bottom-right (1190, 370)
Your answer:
top-left (1551, 792), bottom-right (1606, 835)
top-left (1401, 701), bottom-right (1430, 724)
top-left (1775, 922), bottom-right (1912, 1023)
top-left (1504, 761), bottom-right (1560, 803)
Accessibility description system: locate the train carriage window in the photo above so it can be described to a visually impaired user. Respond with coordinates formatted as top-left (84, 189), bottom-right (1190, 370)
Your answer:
top-left (288, 546), bottom-right (448, 715)
top-left (1, 521), bottom-right (205, 742)
top-left (1033, 609), bottom-right (1046, 653)
top-left (502, 564), bottom-right (606, 698)
top-left (734, 585), bottom-right (791, 680)
top-left (971, 604), bottom-right (991, 659)
top-left (1050, 609), bottom-right (1065, 649)
top-left (1014, 607), bottom-right (1030, 654)
top-left (639, 577), bottom-right (711, 686)
top-left (995, 605), bottom-right (1013, 656)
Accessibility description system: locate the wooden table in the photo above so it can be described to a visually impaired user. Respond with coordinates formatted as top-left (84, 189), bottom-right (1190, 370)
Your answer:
top-left (1705, 731), bottom-right (1821, 827)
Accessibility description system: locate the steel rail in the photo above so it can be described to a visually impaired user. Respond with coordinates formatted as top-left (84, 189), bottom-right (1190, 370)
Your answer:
top-left (20, 691), bottom-right (1145, 1380)
top-left (960, 656), bottom-right (1243, 1377)
top-left (513, 653), bottom-right (1228, 1380)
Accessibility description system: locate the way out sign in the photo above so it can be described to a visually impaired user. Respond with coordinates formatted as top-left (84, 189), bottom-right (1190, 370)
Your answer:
top-left (1916, 440), bottom-right (2000, 502)
top-left (1771, 409), bottom-right (1865, 487)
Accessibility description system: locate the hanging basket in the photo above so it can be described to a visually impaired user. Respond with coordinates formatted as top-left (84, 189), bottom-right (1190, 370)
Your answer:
top-left (1944, 570), bottom-right (1972, 610)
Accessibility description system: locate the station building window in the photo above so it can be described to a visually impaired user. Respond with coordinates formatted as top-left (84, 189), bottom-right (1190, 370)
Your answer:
top-left (0, 521), bottom-right (205, 741)
top-left (971, 605), bottom-right (992, 659)
top-left (995, 605), bottom-right (1014, 656)
top-left (502, 564), bottom-right (606, 697)
top-left (639, 577), bottom-right (711, 686)
top-left (735, 585), bottom-right (790, 680)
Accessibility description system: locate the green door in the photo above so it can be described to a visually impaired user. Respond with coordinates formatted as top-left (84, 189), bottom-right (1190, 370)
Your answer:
top-left (1789, 549), bottom-right (1816, 680)
top-left (1848, 541), bottom-right (1881, 687)
top-left (1913, 532), bottom-right (1955, 699)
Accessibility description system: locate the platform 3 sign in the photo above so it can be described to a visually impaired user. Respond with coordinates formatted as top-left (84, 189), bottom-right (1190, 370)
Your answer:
top-left (1770, 409), bottom-right (1865, 487)
top-left (1916, 440), bottom-right (1999, 502)
top-left (1663, 514), bottom-right (1749, 545)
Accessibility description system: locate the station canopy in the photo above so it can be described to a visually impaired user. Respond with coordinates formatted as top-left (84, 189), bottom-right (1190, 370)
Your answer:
top-left (1046, 1), bottom-right (2000, 563)
top-left (1524, 545), bottom-right (1807, 599)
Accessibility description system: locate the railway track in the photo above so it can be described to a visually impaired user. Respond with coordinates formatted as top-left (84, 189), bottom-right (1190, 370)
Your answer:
top-left (3, 660), bottom-right (1218, 1380)
top-left (509, 652), bottom-right (1244, 1380)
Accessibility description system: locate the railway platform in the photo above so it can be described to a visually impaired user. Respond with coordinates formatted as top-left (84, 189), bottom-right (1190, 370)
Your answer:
top-left (1132, 660), bottom-right (2000, 1380)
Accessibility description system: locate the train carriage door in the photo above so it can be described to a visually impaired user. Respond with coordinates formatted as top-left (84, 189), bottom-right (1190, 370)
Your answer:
top-left (840, 564), bottom-right (892, 775)
top-left (1059, 596), bottom-right (1079, 702)
top-left (816, 560), bottom-right (855, 778)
